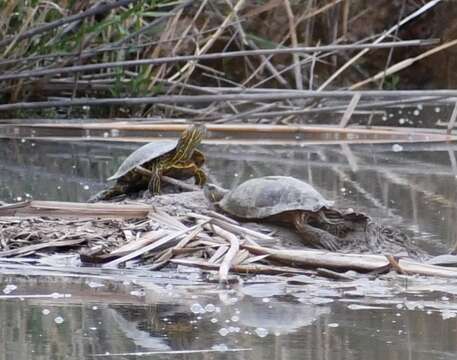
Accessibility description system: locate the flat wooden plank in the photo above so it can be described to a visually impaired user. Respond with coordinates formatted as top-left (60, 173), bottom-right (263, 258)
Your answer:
top-left (0, 200), bottom-right (151, 219)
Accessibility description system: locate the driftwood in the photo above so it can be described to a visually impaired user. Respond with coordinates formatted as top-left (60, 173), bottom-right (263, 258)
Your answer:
top-left (1, 196), bottom-right (457, 281)
top-left (0, 201), bottom-right (151, 219)
top-left (170, 259), bottom-right (313, 276)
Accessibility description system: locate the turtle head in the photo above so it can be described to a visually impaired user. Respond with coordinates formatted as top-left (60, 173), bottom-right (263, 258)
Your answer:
top-left (203, 183), bottom-right (228, 203)
top-left (174, 124), bottom-right (207, 162)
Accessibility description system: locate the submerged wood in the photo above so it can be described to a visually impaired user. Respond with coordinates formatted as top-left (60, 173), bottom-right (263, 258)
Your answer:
top-left (170, 259), bottom-right (313, 276)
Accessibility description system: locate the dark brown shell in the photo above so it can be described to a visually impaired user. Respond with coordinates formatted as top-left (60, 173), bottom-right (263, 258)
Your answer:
top-left (219, 176), bottom-right (333, 219)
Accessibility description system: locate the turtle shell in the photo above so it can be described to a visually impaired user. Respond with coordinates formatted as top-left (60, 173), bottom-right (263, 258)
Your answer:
top-left (107, 140), bottom-right (177, 181)
top-left (219, 176), bottom-right (334, 219)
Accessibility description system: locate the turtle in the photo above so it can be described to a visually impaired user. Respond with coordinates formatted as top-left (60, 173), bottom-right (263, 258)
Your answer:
top-left (204, 176), bottom-right (343, 251)
top-left (89, 124), bottom-right (207, 202)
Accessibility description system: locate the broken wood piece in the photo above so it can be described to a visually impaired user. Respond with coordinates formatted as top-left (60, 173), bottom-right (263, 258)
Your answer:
top-left (232, 249), bottom-right (251, 266)
top-left (0, 201), bottom-right (151, 219)
top-left (243, 244), bottom-right (390, 272)
top-left (103, 223), bottom-right (203, 267)
top-left (109, 229), bottom-right (170, 255)
top-left (386, 255), bottom-right (405, 274)
top-left (208, 245), bottom-right (229, 264)
top-left (210, 217), bottom-right (274, 241)
top-left (398, 259), bottom-right (457, 278)
top-left (135, 165), bottom-right (201, 192)
top-left (209, 224), bottom-right (240, 282)
top-left (0, 238), bottom-right (87, 257)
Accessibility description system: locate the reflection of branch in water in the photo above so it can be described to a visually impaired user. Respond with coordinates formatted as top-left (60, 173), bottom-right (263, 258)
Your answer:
top-left (109, 308), bottom-right (171, 351)
top-left (380, 170), bottom-right (457, 209)
top-left (331, 166), bottom-right (397, 218)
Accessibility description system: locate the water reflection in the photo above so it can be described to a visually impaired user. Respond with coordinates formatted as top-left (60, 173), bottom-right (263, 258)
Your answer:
top-left (1, 138), bottom-right (456, 252)
top-left (1, 271), bottom-right (457, 360)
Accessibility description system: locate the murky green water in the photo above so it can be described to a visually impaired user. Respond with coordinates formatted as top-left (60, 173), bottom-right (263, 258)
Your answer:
top-left (1, 118), bottom-right (457, 359)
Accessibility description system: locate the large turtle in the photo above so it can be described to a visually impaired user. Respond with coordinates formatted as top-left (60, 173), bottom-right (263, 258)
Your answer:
top-left (90, 124), bottom-right (207, 202)
top-left (204, 176), bottom-right (342, 250)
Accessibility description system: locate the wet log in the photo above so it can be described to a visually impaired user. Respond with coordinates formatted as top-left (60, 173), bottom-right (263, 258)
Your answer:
top-left (243, 245), bottom-right (457, 278)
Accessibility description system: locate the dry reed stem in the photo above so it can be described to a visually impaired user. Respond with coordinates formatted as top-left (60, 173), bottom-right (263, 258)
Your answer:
top-left (318, 0), bottom-right (442, 90)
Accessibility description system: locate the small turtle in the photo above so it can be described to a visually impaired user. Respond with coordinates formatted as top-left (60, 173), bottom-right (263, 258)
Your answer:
top-left (204, 176), bottom-right (341, 250)
top-left (90, 124), bottom-right (207, 202)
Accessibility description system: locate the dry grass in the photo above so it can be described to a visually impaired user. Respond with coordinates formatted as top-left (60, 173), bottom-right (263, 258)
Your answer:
top-left (0, 0), bottom-right (453, 124)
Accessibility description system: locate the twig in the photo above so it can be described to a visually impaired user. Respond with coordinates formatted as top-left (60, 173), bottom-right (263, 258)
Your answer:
top-left (318, 0), bottom-right (442, 90)
top-left (447, 100), bottom-right (457, 134)
top-left (170, 258), bottom-right (312, 276)
top-left (4, 90), bottom-right (457, 111)
top-left (0, 40), bottom-right (439, 82)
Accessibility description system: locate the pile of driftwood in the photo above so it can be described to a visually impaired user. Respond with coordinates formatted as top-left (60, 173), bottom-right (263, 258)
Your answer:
top-left (1, 198), bottom-right (457, 282)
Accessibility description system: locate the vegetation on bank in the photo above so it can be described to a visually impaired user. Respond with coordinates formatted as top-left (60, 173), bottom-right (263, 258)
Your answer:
top-left (0, 0), bottom-right (456, 119)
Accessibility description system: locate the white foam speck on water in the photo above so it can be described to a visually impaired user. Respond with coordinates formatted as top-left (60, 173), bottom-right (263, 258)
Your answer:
top-left (42, 309), bottom-right (50, 315)
top-left (54, 316), bottom-right (64, 324)
top-left (228, 326), bottom-right (240, 333)
top-left (218, 328), bottom-right (229, 336)
top-left (328, 323), bottom-right (339, 328)
top-left (89, 327), bottom-right (97, 331)
top-left (87, 281), bottom-right (104, 288)
top-left (205, 304), bottom-right (216, 312)
top-left (347, 304), bottom-right (388, 310)
top-left (255, 327), bottom-right (268, 337)
top-left (211, 318), bottom-right (218, 323)
top-left (441, 310), bottom-right (457, 320)
top-left (231, 315), bottom-right (239, 322)
top-left (3, 285), bottom-right (17, 294)
top-left (392, 144), bottom-right (403, 152)
top-left (190, 303), bottom-right (205, 314)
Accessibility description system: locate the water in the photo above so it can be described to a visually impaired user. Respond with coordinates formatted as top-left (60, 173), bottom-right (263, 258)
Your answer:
top-left (1, 119), bottom-right (457, 358)
top-left (1, 268), bottom-right (457, 359)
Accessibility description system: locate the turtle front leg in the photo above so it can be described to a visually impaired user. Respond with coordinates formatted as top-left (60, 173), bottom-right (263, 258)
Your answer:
top-left (147, 163), bottom-right (162, 196)
top-left (194, 168), bottom-right (207, 186)
top-left (88, 183), bottom-right (127, 202)
top-left (293, 212), bottom-right (340, 251)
